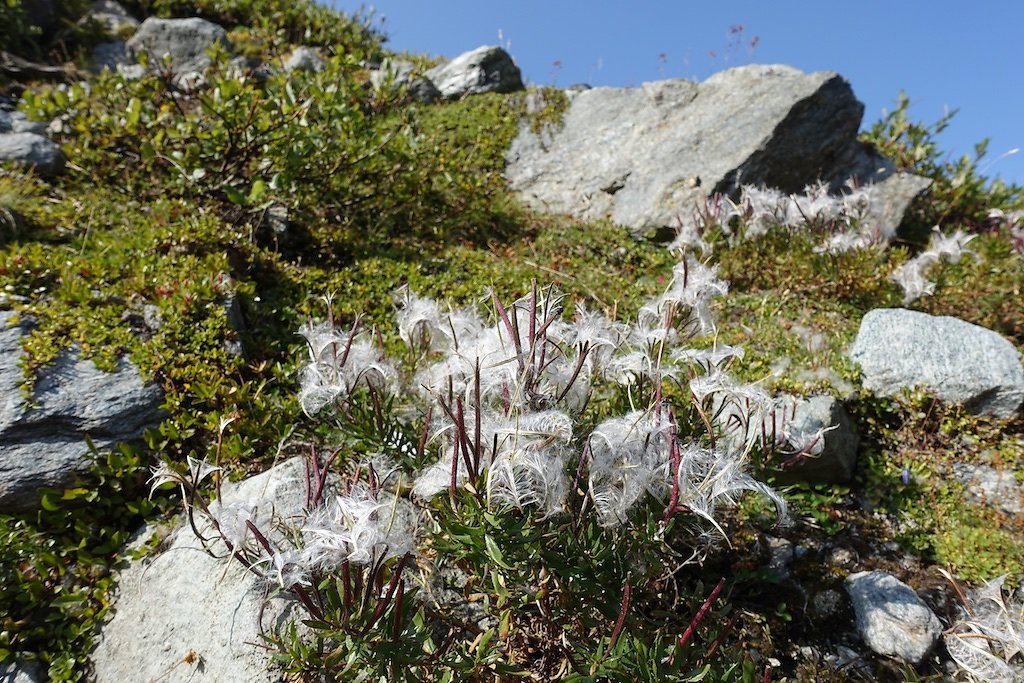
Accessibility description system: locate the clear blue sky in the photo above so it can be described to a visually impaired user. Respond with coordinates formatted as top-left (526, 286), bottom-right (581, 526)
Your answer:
top-left (331, 1), bottom-right (1023, 188)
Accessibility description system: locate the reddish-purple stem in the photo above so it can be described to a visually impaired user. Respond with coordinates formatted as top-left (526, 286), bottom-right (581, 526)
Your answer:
top-left (608, 571), bottom-right (632, 651)
top-left (417, 406), bottom-right (433, 460)
top-left (678, 578), bottom-right (725, 648)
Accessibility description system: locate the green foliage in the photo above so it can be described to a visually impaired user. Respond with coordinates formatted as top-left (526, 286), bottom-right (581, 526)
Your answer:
top-left (0, 0), bottom-right (39, 58)
top-left (0, 444), bottom-right (169, 680)
top-left (860, 91), bottom-right (1024, 236)
top-left (128, 0), bottom-right (383, 51)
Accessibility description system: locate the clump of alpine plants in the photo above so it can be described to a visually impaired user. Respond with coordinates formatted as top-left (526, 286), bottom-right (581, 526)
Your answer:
top-left (157, 254), bottom-right (810, 678)
top-left (668, 181), bottom-right (879, 254)
top-left (943, 571), bottom-right (1024, 683)
top-left (150, 425), bottom-right (419, 626)
top-left (890, 227), bottom-right (978, 303)
top-left (381, 260), bottom-right (791, 528)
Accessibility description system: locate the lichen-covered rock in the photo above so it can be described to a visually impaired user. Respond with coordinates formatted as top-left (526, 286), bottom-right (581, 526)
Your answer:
top-left (0, 312), bottom-right (164, 512)
top-left (0, 132), bottom-right (65, 176)
top-left (426, 45), bottom-right (522, 99)
top-left (845, 570), bottom-right (943, 665)
top-left (850, 308), bottom-right (1024, 417)
top-left (92, 458), bottom-right (309, 682)
top-left (126, 16), bottom-right (230, 77)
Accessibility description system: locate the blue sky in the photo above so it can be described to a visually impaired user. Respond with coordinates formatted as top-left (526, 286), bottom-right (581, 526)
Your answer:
top-left (332, 2), bottom-right (1023, 187)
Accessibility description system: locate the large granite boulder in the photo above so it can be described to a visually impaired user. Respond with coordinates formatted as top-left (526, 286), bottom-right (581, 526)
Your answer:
top-left (426, 45), bottom-right (523, 99)
top-left (845, 571), bottom-right (943, 665)
top-left (126, 17), bottom-right (229, 77)
top-left (0, 312), bottom-right (164, 512)
top-left (850, 308), bottom-right (1024, 418)
top-left (506, 65), bottom-right (927, 239)
top-left (92, 457), bottom-right (308, 682)
top-left (0, 132), bottom-right (65, 177)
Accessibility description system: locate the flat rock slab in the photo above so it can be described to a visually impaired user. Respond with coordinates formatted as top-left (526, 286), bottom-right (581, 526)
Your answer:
top-left (506, 64), bottom-right (865, 236)
top-left (427, 45), bottom-right (523, 99)
top-left (92, 457), bottom-right (308, 683)
top-left (845, 570), bottom-right (942, 665)
top-left (126, 16), bottom-right (229, 76)
top-left (0, 312), bottom-right (164, 512)
top-left (850, 308), bottom-right (1024, 418)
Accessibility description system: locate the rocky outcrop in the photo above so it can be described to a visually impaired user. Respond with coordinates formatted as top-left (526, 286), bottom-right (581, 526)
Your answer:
top-left (845, 571), bottom-right (943, 665)
top-left (850, 308), bottom-right (1024, 417)
top-left (92, 457), bottom-right (309, 683)
top-left (0, 312), bottom-right (165, 512)
top-left (126, 17), bottom-right (230, 77)
top-left (426, 45), bottom-right (523, 99)
top-left (0, 132), bottom-right (64, 176)
top-left (506, 65), bottom-right (928, 239)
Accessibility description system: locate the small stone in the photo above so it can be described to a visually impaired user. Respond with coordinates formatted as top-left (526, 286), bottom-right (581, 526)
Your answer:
top-left (845, 570), bottom-right (942, 665)
top-left (777, 394), bottom-right (859, 483)
top-left (812, 589), bottom-right (844, 619)
top-left (283, 46), bottom-right (325, 73)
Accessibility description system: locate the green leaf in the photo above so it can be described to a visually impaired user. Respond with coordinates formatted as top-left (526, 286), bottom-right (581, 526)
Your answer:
top-left (40, 492), bottom-right (61, 512)
top-left (248, 179), bottom-right (268, 204)
top-left (484, 534), bottom-right (512, 570)
top-left (223, 185), bottom-right (246, 205)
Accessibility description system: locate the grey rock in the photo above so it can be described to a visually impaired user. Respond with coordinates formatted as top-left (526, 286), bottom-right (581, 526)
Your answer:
top-left (260, 204), bottom-right (289, 235)
top-left (812, 589), bottom-right (844, 619)
top-left (0, 659), bottom-right (44, 683)
top-left (0, 312), bottom-right (164, 513)
top-left (92, 458), bottom-right (309, 683)
top-left (952, 462), bottom-right (1023, 515)
top-left (0, 132), bottom-right (65, 176)
top-left (91, 41), bottom-right (130, 73)
top-left (0, 110), bottom-right (47, 136)
top-left (765, 535), bottom-right (794, 580)
top-left (426, 45), bottom-right (523, 99)
top-left (506, 65), bottom-right (877, 237)
top-left (370, 59), bottom-right (441, 103)
top-left (283, 46), bottom-right (325, 73)
top-left (126, 17), bottom-right (230, 77)
top-left (850, 308), bottom-right (1024, 418)
top-left (828, 144), bottom-right (932, 238)
top-left (779, 395), bottom-right (859, 483)
top-left (845, 570), bottom-right (942, 665)
top-left (83, 0), bottom-right (139, 35)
